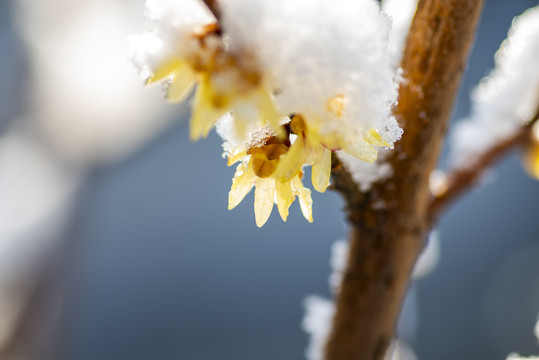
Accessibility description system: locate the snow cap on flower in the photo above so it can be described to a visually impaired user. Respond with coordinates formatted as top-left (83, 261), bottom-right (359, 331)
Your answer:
top-left (221, 0), bottom-right (403, 148)
top-left (218, 0), bottom-right (403, 224)
top-left (129, 0), bottom-right (216, 83)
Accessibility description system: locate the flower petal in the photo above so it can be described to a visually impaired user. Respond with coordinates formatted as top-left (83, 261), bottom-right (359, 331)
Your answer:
top-left (365, 129), bottom-right (390, 147)
top-left (298, 188), bottom-right (313, 223)
top-left (146, 58), bottom-right (182, 84)
top-left (274, 134), bottom-right (305, 180)
top-left (227, 149), bottom-right (248, 166)
top-left (311, 147), bottom-right (331, 193)
top-left (275, 178), bottom-right (294, 221)
top-left (228, 162), bottom-right (255, 210)
top-left (254, 177), bottom-right (275, 227)
top-left (165, 65), bottom-right (196, 102)
top-left (292, 176), bottom-right (313, 223)
top-left (258, 88), bottom-right (284, 137)
top-left (343, 139), bottom-right (377, 163)
top-left (190, 77), bottom-right (227, 140)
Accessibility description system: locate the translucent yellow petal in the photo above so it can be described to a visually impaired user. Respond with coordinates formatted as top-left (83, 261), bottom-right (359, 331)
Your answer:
top-left (146, 58), bottom-right (183, 84)
top-left (165, 65), bottom-right (196, 103)
top-left (227, 149), bottom-right (248, 166)
top-left (365, 129), bottom-right (390, 147)
top-left (311, 147), bottom-right (331, 193)
top-left (298, 188), bottom-right (313, 223)
top-left (303, 138), bottom-right (324, 165)
top-left (228, 162), bottom-right (255, 210)
top-left (274, 135), bottom-right (305, 181)
top-left (190, 79), bottom-right (226, 140)
top-left (254, 177), bottom-right (275, 227)
top-left (291, 176), bottom-right (313, 223)
top-left (343, 139), bottom-right (378, 163)
top-left (258, 88), bottom-right (284, 137)
top-left (275, 179), bottom-right (294, 222)
top-left (232, 112), bottom-right (250, 142)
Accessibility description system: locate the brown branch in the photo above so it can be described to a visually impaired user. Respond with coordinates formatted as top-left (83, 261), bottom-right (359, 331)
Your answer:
top-left (202, 0), bottom-right (221, 21)
top-left (429, 107), bottom-right (539, 221)
top-left (325, 0), bottom-right (484, 359)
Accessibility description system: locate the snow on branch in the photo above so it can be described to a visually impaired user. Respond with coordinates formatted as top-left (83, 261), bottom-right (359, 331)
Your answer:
top-left (431, 6), bottom-right (539, 218)
top-left (450, 6), bottom-right (539, 169)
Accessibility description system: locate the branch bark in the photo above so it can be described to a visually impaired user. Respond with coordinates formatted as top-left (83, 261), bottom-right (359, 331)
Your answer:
top-left (325, 1), bottom-right (484, 359)
top-left (202, 0), bottom-right (221, 20)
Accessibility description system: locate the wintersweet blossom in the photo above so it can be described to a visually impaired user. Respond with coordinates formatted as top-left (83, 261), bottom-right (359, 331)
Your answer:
top-left (130, 0), bottom-right (403, 225)
top-left (219, 116), bottom-right (314, 227)
top-left (129, 0), bottom-right (282, 141)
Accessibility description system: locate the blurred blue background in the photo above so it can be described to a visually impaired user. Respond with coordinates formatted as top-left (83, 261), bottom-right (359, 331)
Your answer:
top-left (1, 0), bottom-right (538, 359)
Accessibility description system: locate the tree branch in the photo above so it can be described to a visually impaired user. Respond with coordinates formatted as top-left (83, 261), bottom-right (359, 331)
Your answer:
top-left (325, 0), bottom-right (484, 359)
top-left (430, 106), bottom-right (539, 221)
top-left (202, 0), bottom-right (221, 21)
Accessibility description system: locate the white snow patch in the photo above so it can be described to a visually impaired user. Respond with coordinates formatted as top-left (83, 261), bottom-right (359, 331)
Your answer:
top-left (302, 295), bottom-right (335, 360)
top-left (338, 148), bottom-right (394, 192)
top-left (450, 6), bottom-right (539, 168)
top-left (220, 0), bottom-right (402, 146)
top-left (382, 0), bottom-right (419, 68)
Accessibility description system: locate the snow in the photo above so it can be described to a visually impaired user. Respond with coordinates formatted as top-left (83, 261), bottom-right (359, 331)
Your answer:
top-left (131, 0), bottom-right (410, 191)
top-left (129, 0), bottom-right (216, 82)
top-left (220, 0), bottom-right (402, 147)
top-left (302, 295), bottom-right (335, 360)
top-left (328, 240), bottom-right (349, 293)
top-left (382, 0), bottom-right (418, 68)
top-left (506, 314), bottom-right (539, 360)
top-left (338, 149), bottom-right (394, 192)
top-left (302, 239), bottom-right (346, 360)
top-left (302, 231), bottom-right (438, 359)
top-left (450, 6), bottom-right (539, 168)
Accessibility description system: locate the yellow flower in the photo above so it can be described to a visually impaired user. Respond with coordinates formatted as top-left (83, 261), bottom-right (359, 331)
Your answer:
top-left (273, 113), bottom-right (389, 194)
top-left (228, 133), bottom-right (313, 227)
top-left (225, 112), bottom-right (391, 226)
top-left (145, 24), bottom-right (282, 142)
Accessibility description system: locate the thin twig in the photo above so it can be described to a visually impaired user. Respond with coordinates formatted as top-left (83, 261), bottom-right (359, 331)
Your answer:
top-left (430, 107), bottom-right (539, 221)
top-left (202, 0), bottom-right (221, 21)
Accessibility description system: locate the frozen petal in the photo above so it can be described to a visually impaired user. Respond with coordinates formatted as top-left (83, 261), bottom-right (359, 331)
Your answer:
top-left (228, 162), bottom-right (255, 210)
top-left (311, 147), bottom-right (331, 193)
top-left (254, 177), bottom-right (275, 227)
top-left (275, 178), bottom-right (294, 221)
